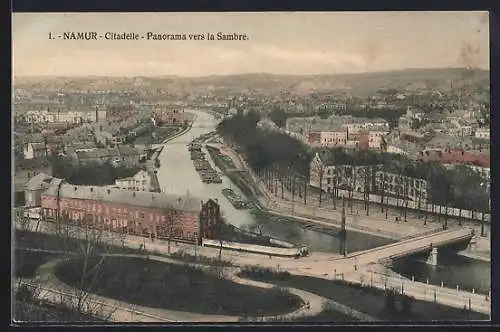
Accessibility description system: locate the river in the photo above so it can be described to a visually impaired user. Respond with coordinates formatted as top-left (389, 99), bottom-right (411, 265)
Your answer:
top-left (156, 109), bottom-right (490, 294)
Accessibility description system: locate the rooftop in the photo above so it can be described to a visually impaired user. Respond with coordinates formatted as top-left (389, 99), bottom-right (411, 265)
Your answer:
top-left (31, 142), bottom-right (46, 150)
top-left (44, 183), bottom-right (203, 212)
top-left (24, 172), bottom-right (53, 191)
top-left (425, 133), bottom-right (475, 150)
top-left (286, 115), bottom-right (389, 132)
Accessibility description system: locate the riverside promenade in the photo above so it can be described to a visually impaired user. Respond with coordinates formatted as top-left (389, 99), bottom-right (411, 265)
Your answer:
top-left (217, 143), bottom-right (491, 261)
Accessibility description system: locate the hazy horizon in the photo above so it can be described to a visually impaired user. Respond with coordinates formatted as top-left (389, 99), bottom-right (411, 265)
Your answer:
top-left (12, 66), bottom-right (490, 80)
top-left (13, 12), bottom-right (489, 77)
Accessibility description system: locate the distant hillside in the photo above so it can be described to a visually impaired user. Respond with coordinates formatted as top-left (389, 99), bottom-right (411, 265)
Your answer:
top-left (14, 68), bottom-right (489, 96)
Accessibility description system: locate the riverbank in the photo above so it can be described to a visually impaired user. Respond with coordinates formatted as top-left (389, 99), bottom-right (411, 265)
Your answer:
top-left (161, 118), bottom-right (195, 145)
top-left (211, 144), bottom-right (436, 241)
top-left (147, 118), bottom-right (195, 169)
top-left (458, 251), bottom-right (490, 263)
top-left (215, 143), bottom-right (491, 257)
top-left (458, 234), bottom-right (491, 262)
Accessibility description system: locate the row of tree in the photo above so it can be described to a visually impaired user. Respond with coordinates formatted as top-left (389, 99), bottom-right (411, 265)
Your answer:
top-left (217, 112), bottom-right (311, 175)
top-left (217, 112), bottom-right (489, 212)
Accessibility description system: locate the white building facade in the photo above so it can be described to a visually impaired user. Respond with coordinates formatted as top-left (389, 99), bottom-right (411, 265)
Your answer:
top-left (474, 128), bottom-right (490, 140)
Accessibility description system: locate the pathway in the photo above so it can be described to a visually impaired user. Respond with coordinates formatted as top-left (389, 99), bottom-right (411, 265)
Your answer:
top-left (27, 250), bottom-right (345, 322)
top-left (17, 220), bottom-right (490, 317)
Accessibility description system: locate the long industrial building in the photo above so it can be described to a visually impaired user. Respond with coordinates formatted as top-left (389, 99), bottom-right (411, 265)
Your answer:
top-left (40, 179), bottom-right (222, 244)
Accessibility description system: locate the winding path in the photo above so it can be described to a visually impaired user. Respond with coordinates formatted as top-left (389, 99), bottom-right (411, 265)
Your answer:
top-left (23, 248), bottom-right (368, 322)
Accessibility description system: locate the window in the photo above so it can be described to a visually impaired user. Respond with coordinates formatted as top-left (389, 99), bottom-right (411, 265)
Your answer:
top-left (140, 212), bottom-right (145, 219)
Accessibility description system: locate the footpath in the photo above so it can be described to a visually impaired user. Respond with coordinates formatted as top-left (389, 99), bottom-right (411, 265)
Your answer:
top-left (20, 222), bottom-right (490, 317)
top-left (28, 249), bottom-right (348, 322)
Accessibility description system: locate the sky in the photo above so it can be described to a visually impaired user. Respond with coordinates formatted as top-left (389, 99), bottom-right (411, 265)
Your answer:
top-left (12, 12), bottom-right (489, 77)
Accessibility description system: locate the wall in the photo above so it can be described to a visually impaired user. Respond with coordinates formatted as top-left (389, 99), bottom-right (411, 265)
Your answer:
top-left (307, 132), bottom-right (321, 144)
top-left (25, 189), bottom-right (43, 208)
top-left (319, 131), bottom-right (347, 147)
top-left (40, 195), bottom-right (201, 242)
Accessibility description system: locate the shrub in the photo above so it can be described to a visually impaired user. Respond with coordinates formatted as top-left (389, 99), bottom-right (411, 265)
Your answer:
top-left (240, 266), bottom-right (291, 281)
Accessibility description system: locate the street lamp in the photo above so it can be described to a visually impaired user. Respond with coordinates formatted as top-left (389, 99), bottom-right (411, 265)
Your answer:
top-left (380, 172), bottom-right (385, 213)
top-left (479, 182), bottom-right (488, 237)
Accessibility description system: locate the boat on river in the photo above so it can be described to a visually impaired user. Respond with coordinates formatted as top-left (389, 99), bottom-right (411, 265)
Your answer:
top-left (222, 188), bottom-right (249, 209)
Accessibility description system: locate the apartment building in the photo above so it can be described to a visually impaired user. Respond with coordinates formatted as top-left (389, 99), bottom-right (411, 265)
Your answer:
top-left (154, 107), bottom-right (186, 126)
top-left (368, 130), bottom-right (389, 149)
top-left (113, 169), bottom-right (161, 193)
top-left (307, 123), bottom-right (348, 148)
top-left (373, 171), bottom-right (428, 204)
top-left (20, 106), bottom-right (106, 125)
top-left (286, 115), bottom-right (389, 141)
top-left (309, 151), bottom-right (426, 203)
top-left (474, 128), bottom-right (490, 140)
top-left (418, 148), bottom-right (490, 168)
top-left (23, 142), bottom-right (47, 160)
top-left (341, 117), bottom-right (389, 134)
top-left (24, 173), bottom-right (53, 208)
top-left (309, 152), bottom-right (380, 192)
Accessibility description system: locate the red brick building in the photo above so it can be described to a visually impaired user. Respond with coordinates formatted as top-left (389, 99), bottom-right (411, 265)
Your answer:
top-left (307, 132), bottom-right (321, 145)
top-left (418, 148), bottom-right (490, 168)
top-left (357, 132), bottom-right (370, 151)
top-left (40, 180), bottom-right (221, 244)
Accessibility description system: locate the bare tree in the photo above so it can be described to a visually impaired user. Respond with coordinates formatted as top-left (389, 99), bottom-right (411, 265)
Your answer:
top-left (15, 207), bottom-right (37, 233)
top-left (13, 207), bottom-right (42, 294)
top-left (350, 166), bottom-right (357, 214)
top-left (13, 281), bottom-right (46, 322)
top-left (380, 171), bottom-right (385, 213)
top-left (310, 152), bottom-right (328, 208)
top-left (51, 212), bottom-right (115, 320)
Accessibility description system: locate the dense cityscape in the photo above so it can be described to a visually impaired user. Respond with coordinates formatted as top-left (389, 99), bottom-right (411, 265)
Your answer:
top-left (13, 12), bottom-right (490, 324)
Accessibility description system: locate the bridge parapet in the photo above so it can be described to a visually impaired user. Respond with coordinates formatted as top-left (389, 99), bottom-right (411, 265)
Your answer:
top-left (352, 228), bottom-right (475, 264)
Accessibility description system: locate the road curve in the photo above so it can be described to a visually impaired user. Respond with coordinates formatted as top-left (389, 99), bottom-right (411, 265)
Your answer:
top-left (26, 250), bottom-right (353, 322)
